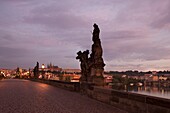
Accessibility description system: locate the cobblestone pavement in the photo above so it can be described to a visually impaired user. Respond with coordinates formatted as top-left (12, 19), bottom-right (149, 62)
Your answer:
top-left (0, 79), bottom-right (127, 113)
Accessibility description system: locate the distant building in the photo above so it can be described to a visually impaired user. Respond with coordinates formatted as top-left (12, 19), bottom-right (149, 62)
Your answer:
top-left (104, 74), bottom-right (113, 83)
top-left (152, 76), bottom-right (159, 81)
top-left (37, 63), bottom-right (81, 82)
top-left (159, 76), bottom-right (168, 81)
top-left (39, 63), bottom-right (62, 72)
top-left (62, 73), bottom-right (80, 82)
top-left (152, 71), bottom-right (157, 75)
top-left (62, 69), bottom-right (81, 74)
top-left (144, 74), bottom-right (159, 81)
top-left (0, 69), bottom-right (15, 77)
top-left (46, 63), bottom-right (62, 71)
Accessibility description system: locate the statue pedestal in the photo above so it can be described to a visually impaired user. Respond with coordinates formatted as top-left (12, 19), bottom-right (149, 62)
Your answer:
top-left (80, 76), bottom-right (87, 81)
top-left (80, 82), bottom-right (94, 95)
top-left (92, 76), bottom-right (105, 86)
top-left (90, 68), bottom-right (105, 86)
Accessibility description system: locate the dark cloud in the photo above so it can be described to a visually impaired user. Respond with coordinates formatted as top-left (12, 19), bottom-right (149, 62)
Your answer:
top-left (109, 64), bottom-right (143, 69)
top-left (0, 47), bottom-right (29, 58)
top-left (103, 30), bottom-right (146, 40)
top-left (23, 1), bottom-right (89, 31)
top-left (64, 56), bottom-right (76, 59)
top-left (0, 46), bottom-right (34, 68)
top-left (0, 34), bottom-right (15, 42)
top-left (102, 28), bottom-right (170, 66)
top-left (149, 1), bottom-right (170, 28)
top-left (104, 39), bottom-right (170, 62)
top-left (151, 13), bottom-right (170, 28)
top-left (25, 14), bottom-right (87, 30)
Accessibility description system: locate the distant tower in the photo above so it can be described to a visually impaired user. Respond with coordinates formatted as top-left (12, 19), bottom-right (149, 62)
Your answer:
top-left (47, 62), bottom-right (53, 69)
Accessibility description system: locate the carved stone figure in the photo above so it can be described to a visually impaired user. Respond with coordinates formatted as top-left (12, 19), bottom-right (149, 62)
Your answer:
top-left (76, 50), bottom-right (89, 81)
top-left (90, 23), bottom-right (105, 70)
top-left (76, 23), bottom-right (105, 86)
top-left (33, 62), bottom-right (39, 79)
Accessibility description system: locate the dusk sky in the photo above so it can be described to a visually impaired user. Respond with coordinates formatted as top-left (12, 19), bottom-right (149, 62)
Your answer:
top-left (0, 0), bottom-right (170, 71)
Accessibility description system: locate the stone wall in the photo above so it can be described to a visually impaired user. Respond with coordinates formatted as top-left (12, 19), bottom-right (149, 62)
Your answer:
top-left (88, 86), bottom-right (170, 113)
top-left (29, 79), bottom-right (80, 92)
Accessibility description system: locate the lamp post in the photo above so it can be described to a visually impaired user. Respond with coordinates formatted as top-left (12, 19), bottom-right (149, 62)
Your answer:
top-left (122, 75), bottom-right (128, 92)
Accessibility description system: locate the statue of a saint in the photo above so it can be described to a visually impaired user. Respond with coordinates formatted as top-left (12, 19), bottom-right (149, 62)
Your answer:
top-left (76, 50), bottom-right (89, 81)
top-left (76, 23), bottom-right (105, 85)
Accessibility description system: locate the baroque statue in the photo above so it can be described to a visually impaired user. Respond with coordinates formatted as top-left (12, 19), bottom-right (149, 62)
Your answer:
top-left (76, 23), bottom-right (105, 86)
top-left (33, 62), bottom-right (39, 79)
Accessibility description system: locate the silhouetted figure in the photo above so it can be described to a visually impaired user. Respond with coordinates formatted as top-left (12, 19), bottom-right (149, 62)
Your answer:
top-left (33, 62), bottom-right (39, 79)
top-left (76, 23), bottom-right (105, 85)
top-left (76, 50), bottom-right (89, 81)
top-left (90, 23), bottom-right (105, 70)
top-left (92, 23), bottom-right (100, 41)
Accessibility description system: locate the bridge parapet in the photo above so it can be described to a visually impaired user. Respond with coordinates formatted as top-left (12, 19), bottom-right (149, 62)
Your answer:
top-left (88, 86), bottom-right (170, 113)
top-left (29, 79), bottom-right (80, 92)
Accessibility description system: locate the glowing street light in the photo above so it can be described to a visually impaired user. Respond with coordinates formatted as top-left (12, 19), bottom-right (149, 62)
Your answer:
top-left (42, 64), bottom-right (45, 69)
top-left (41, 64), bottom-right (45, 79)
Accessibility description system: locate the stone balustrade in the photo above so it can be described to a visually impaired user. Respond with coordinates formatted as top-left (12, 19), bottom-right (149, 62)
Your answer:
top-left (29, 79), bottom-right (80, 92)
top-left (28, 79), bottom-right (170, 113)
top-left (89, 86), bottom-right (170, 113)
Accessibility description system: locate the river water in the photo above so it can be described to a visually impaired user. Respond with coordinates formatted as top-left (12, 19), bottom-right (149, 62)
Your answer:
top-left (128, 86), bottom-right (170, 99)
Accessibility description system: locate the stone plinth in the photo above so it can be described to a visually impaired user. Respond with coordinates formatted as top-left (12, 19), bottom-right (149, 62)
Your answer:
top-left (93, 76), bottom-right (105, 86)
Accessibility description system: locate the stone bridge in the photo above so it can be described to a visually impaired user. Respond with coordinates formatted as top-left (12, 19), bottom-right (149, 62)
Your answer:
top-left (1, 79), bottom-right (170, 113)
top-left (0, 79), bottom-right (126, 113)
